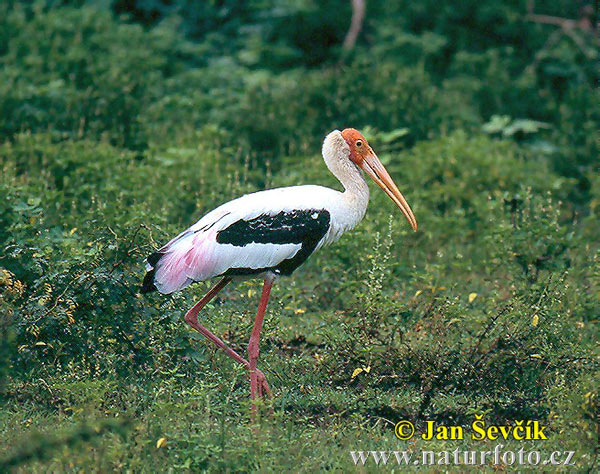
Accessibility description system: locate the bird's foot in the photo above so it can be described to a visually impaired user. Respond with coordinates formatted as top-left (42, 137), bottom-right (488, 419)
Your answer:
top-left (250, 368), bottom-right (274, 422)
top-left (254, 368), bottom-right (272, 399)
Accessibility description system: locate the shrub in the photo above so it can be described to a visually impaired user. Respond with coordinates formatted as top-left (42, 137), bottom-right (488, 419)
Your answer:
top-left (0, 5), bottom-right (200, 149)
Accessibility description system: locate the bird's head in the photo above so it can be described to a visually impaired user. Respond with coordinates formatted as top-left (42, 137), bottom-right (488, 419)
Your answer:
top-left (332, 128), bottom-right (417, 232)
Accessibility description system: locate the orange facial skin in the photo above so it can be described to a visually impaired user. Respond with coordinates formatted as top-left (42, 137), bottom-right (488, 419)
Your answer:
top-left (340, 127), bottom-right (418, 232)
top-left (341, 128), bottom-right (372, 166)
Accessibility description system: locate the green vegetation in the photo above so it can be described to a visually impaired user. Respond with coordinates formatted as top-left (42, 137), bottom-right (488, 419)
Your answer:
top-left (0, 1), bottom-right (598, 471)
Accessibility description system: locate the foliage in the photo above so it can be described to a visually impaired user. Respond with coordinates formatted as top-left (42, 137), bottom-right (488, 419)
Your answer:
top-left (0, 1), bottom-right (598, 471)
top-left (0, 4), bottom-right (200, 149)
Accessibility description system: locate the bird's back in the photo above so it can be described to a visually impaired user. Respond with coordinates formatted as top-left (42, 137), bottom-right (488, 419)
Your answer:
top-left (142, 185), bottom-right (343, 294)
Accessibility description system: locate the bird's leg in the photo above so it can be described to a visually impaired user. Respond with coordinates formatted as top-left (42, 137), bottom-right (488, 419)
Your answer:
top-left (248, 275), bottom-right (275, 419)
top-left (184, 277), bottom-right (271, 398)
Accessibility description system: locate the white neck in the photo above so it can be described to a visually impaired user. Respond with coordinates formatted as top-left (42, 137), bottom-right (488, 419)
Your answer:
top-left (322, 131), bottom-right (370, 230)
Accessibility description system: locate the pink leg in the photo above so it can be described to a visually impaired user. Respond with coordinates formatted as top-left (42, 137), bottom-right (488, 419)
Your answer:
top-left (248, 275), bottom-right (275, 418)
top-left (184, 277), bottom-right (271, 398)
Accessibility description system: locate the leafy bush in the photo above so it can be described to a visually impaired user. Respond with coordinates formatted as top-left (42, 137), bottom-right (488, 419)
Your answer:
top-left (0, 5), bottom-right (200, 149)
top-left (0, 1), bottom-right (598, 471)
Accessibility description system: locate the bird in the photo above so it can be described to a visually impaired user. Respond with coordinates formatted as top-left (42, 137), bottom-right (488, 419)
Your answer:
top-left (141, 128), bottom-right (417, 415)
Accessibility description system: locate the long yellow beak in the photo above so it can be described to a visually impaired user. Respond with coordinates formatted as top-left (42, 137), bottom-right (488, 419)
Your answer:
top-left (360, 152), bottom-right (418, 232)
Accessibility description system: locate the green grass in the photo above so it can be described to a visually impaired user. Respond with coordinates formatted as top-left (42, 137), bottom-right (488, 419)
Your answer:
top-left (0, 2), bottom-right (598, 471)
top-left (1, 131), bottom-right (597, 471)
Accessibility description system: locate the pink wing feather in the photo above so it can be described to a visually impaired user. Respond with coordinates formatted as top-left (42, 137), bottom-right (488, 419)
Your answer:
top-left (141, 185), bottom-right (337, 295)
top-left (143, 210), bottom-right (302, 294)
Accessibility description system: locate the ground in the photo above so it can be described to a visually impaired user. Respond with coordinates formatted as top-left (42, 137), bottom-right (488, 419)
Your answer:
top-left (0, 2), bottom-right (598, 471)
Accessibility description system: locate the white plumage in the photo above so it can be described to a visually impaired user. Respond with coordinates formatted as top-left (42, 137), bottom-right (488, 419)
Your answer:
top-left (148, 184), bottom-right (363, 294)
top-left (142, 129), bottom-right (416, 295)
top-left (141, 128), bottom-right (417, 411)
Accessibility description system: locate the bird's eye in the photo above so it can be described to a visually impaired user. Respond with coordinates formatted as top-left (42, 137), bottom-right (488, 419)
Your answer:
top-left (356, 140), bottom-right (363, 147)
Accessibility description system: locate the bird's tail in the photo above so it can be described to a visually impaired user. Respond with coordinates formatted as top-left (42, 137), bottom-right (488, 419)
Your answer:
top-left (141, 229), bottom-right (219, 294)
top-left (140, 251), bottom-right (163, 294)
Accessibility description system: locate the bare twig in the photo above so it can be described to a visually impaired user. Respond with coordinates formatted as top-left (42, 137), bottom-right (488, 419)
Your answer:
top-left (524, 1), bottom-right (598, 75)
top-left (342, 0), bottom-right (366, 51)
top-left (527, 0), bottom-right (596, 32)
top-left (526, 13), bottom-right (578, 29)
top-left (108, 223), bottom-right (148, 276)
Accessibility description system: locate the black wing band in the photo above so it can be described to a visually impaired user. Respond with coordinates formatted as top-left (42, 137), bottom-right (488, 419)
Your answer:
top-left (216, 209), bottom-right (330, 276)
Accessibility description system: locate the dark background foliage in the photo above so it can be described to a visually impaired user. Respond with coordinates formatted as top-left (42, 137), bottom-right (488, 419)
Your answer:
top-left (0, 0), bottom-right (598, 471)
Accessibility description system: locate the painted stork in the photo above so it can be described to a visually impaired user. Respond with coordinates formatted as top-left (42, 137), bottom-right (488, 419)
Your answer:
top-left (141, 128), bottom-right (417, 413)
